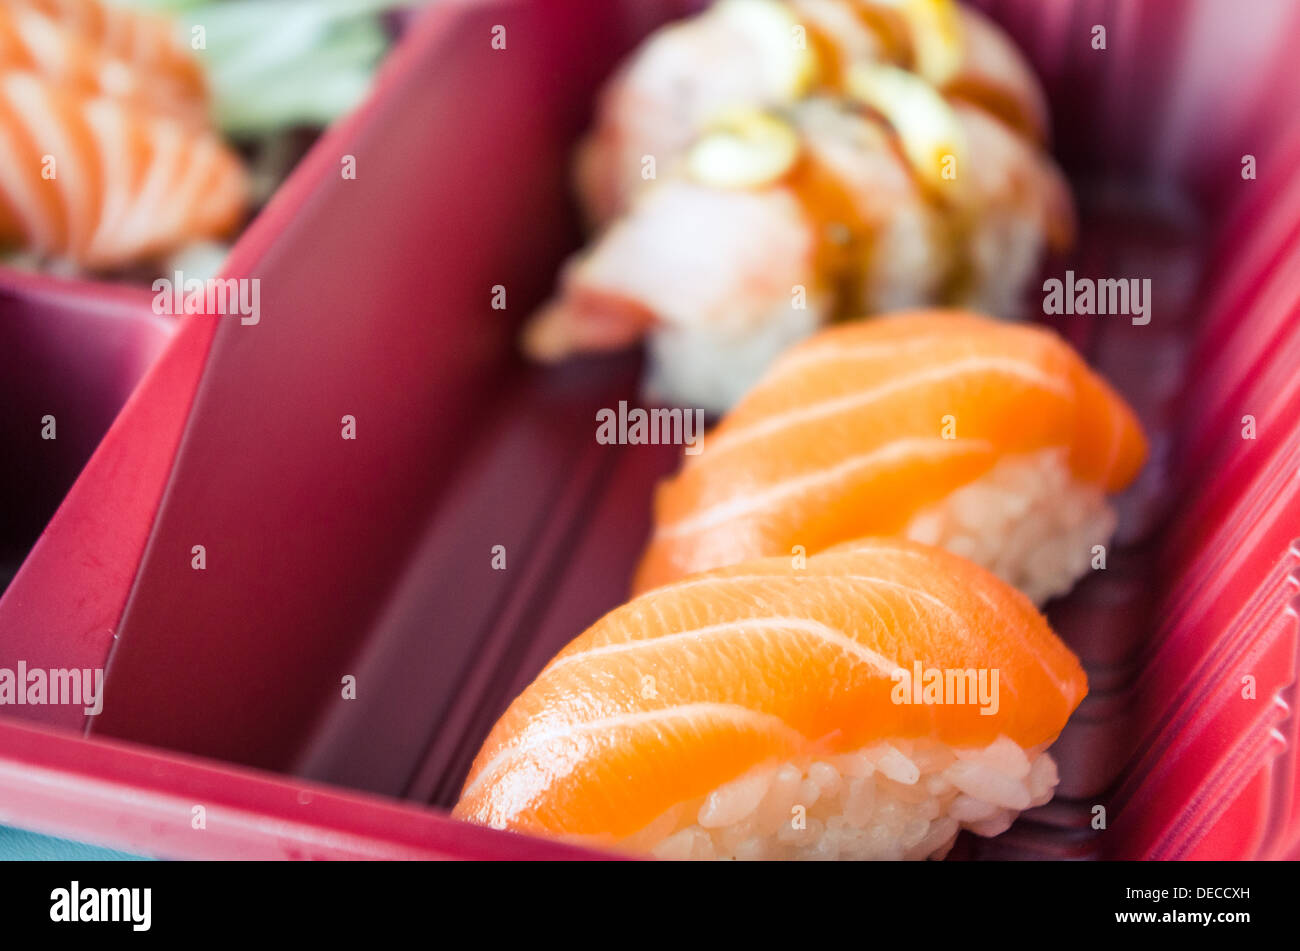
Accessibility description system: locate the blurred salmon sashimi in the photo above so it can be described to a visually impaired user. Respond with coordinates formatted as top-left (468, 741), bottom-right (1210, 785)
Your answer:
top-left (0, 0), bottom-right (247, 269)
top-left (0, 0), bottom-right (207, 123)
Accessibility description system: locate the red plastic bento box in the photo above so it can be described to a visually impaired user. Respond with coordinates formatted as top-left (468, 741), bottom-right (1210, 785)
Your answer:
top-left (1, 0), bottom-right (1298, 860)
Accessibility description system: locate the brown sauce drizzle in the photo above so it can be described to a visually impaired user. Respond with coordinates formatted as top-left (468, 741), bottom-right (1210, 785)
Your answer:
top-left (943, 78), bottom-right (1045, 146)
top-left (782, 147), bottom-right (877, 323)
top-left (844, 5), bottom-right (917, 72)
top-left (803, 5), bottom-right (914, 94)
top-left (776, 98), bottom-right (980, 323)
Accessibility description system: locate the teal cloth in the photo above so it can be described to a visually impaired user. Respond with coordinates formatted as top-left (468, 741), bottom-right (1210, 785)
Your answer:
top-left (0, 825), bottom-right (149, 860)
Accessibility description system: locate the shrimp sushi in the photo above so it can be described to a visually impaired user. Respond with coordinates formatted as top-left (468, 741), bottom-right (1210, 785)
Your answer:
top-left (454, 540), bottom-right (1087, 860)
top-left (525, 68), bottom-right (1071, 412)
top-left (634, 311), bottom-right (1147, 603)
top-left (576, 0), bottom-right (1049, 225)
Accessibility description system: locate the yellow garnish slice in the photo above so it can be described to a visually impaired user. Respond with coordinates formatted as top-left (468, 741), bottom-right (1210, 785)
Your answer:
top-left (845, 62), bottom-right (968, 197)
top-left (686, 107), bottom-right (802, 189)
top-left (872, 0), bottom-right (964, 86)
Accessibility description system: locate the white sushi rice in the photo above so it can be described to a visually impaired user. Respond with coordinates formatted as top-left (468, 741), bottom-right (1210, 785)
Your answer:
top-left (902, 448), bottom-right (1116, 605)
top-left (641, 735), bottom-right (1058, 860)
top-left (962, 210), bottom-right (1047, 321)
top-left (645, 301), bottom-right (824, 414)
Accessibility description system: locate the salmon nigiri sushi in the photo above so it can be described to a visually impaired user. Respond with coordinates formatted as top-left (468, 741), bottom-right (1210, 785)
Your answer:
top-left (454, 541), bottom-right (1087, 860)
top-left (634, 311), bottom-right (1147, 603)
